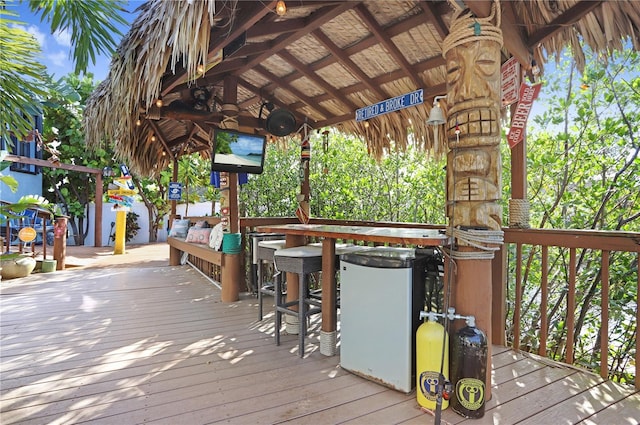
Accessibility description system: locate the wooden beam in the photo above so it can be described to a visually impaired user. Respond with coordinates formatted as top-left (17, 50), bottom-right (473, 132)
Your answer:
top-left (527, 1), bottom-right (604, 47)
top-left (233, 2), bottom-right (359, 76)
top-left (254, 64), bottom-right (334, 120)
top-left (277, 49), bottom-right (359, 111)
top-left (161, 1), bottom-right (276, 96)
top-left (4, 154), bottom-right (101, 174)
top-left (313, 29), bottom-right (386, 99)
top-left (465, 1), bottom-right (531, 68)
top-left (355, 4), bottom-right (422, 89)
top-left (420, 1), bottom-right (449, 40)
top-left (147, 120), bottom-right (175, 160)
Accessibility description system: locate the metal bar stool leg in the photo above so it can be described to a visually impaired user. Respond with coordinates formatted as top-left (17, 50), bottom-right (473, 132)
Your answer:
top-left (274, 271), bottom-right (283, 346)
top-left (258, 260), bottom-right (264, 321)
top-left (298, 274), bottom-right (308, 358)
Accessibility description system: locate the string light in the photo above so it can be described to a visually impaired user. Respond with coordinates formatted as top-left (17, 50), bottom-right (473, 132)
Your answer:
top-left (135, 118), bottom-right (142, 126)
top-left (276, 0), bottom-right (286, 16)
top-left (155, 99), bottom-right (163, 107)
top-left (151, 134), bottom-right (156, 142)
top-left (197, 64), bottom-right (205, 75)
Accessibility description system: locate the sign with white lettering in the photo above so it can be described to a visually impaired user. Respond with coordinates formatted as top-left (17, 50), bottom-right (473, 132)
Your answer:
top-left (168, 182), bottom-right (182, 201)
top-left (355, 89), bottom-right (423, 122)
top-left (507, 83), bottom-right (542, 148)
top-left (501, 57), bottom-right (520, 107)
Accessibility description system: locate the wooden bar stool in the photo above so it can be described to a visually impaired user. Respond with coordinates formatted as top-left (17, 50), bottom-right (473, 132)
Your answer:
top-left (255, 238), bottom-right (287, 321)
top-left (273, 245), bottom-right (323, 357)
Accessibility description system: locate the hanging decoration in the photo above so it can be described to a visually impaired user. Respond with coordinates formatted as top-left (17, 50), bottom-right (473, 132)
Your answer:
top-left (295, 122), bottom-right (312, 224)
top-left (322, 130), bottom-right (330, 174)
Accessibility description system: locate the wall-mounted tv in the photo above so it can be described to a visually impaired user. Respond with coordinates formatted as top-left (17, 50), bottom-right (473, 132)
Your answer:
top-left (211, 128), bottom-right (267, 174)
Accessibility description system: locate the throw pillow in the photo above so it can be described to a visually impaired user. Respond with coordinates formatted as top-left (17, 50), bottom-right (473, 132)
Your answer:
top-left (209, 223), bottom-right (224, 251)
top-left (185, 227), bottom-right (212, 244)
top-left (193, 220), bottom-right (209, 228)
top-left (168, 219), bottom-right (190, 238)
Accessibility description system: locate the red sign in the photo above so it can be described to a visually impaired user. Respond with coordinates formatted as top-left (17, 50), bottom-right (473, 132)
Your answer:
top-left (501, 57), bottom-right (520, 107)
top-left (507, 82), bottom-right (542, 148)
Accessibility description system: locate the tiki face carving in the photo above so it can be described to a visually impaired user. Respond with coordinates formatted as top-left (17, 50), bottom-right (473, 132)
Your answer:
top-left (446, 40), bottom-right (501, 148)
top-left (444, 38), bottom-right (502, 231)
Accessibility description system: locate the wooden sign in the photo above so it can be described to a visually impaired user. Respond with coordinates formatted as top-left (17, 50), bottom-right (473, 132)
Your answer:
top-left (507, 83), bottom-right (542, 148)
top-left (501, 57), bottom-right (520, 107)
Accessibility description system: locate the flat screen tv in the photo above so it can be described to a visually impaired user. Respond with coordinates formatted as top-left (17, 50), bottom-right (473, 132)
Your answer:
top-left (211, 128), bottom-right (267, 174)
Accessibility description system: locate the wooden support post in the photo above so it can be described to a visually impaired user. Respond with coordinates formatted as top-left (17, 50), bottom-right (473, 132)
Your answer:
top-left (221, 253), bottom-right (241, 302)
top-left (491, 244), bottom-right (507, 345)
top-left (449, 248), bottom-right (494, 401)
top-left (95, 173), bottom-right (103, 247)
top-left (53, 216), bottom-right (68, 270)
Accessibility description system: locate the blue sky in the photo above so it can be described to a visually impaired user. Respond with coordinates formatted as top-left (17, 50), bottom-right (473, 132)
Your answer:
top-left (7, 0), bottom-right (141, 82)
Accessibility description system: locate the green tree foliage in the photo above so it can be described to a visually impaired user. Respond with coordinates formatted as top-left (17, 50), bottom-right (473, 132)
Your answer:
top-left (506, 48), bottom-right (639, 385)
top-left (0, 0), bottom-right (126, 141)
top-left (240, 132), bottom-right (447, 224)
top-left (134, 170), bottom-right (171, 243)
top-left (41, 73), bottom-right (112, 245)
top-left (0, 5), bottom-right (46, 142)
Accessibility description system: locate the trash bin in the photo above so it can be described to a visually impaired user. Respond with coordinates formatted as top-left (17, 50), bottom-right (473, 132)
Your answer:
top-left (339, 246), bottom-right (427, 393)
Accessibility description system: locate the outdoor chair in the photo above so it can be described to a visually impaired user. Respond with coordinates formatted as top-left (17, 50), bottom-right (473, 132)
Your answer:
top-left (272, 243), bottom-right (362, 357)
top-left (273, 245), bottom-right (324, 357)
top-left (253, 236), bottom-right (286, 321)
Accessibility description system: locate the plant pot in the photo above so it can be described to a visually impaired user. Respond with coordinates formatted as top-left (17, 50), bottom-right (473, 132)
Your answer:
top-left (41, 259), bottom-right (57, 273)
top-left (1, 256), bottom-right (37, 280)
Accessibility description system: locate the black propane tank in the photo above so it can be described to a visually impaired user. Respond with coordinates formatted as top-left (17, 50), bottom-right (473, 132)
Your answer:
top-left (450, 316), bottom-right (487, 419)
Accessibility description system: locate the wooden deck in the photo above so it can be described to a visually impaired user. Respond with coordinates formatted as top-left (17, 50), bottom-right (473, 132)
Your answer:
top-left (1, 243), bottom-right (638, 424)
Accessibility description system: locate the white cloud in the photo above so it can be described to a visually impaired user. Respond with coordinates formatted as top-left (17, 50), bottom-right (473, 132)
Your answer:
top-left (53, 29), bottom-right (72, 47)
top-left (13, 23), bottom-right (46, 47)
top-left (48, 50), bottom-right (69, 68)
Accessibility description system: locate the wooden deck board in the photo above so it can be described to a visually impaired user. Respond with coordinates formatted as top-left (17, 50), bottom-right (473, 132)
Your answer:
top-left (579, 392), bottom-right (640, 424)
top-left (1, 246), bottom-right (637, 425)
top-left (518, 380), bottom-right (639, 425)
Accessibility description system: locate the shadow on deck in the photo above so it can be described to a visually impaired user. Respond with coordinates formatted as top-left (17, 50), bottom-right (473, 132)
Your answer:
top-left (1, 243), bottom-right (638, 424)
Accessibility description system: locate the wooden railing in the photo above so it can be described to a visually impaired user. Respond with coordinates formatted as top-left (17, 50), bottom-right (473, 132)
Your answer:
top-left (493, 228), bottom-right (640, 389)
top-left (237, 218), bottom-right (639, 389)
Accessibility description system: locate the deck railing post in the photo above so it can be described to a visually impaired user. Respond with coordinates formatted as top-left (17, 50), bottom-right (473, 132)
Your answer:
top-left (491, 242), bottom-right (507, 346)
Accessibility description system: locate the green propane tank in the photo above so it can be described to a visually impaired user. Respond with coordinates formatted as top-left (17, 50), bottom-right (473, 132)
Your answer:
top-left (450, 316), bottom-right (487, 418)
top-left (416, 312), bottom-right (449, 410)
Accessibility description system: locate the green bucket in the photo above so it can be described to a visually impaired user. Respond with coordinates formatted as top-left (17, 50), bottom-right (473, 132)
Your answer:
top-left (222, 233), bottom-right (242, 254)
top-left (41, 259), bottom-right (57, 273)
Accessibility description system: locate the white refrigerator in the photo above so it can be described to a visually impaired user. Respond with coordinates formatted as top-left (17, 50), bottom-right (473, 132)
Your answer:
top-left (339, 247), bottom-right (426, 393)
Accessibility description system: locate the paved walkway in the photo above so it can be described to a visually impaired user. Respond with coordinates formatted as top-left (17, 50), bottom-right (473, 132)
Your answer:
top-left (62, 243), bottom-right (170, 269)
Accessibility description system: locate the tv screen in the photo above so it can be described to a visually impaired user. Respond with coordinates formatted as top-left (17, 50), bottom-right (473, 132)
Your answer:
top-left (211, 128), bottom-right (267, 174)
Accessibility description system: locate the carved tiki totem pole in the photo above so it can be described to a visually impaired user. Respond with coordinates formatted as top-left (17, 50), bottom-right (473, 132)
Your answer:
top-left (442, 5), bottom-right (503, 233)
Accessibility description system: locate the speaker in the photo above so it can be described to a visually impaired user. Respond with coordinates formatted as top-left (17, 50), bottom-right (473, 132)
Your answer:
top-left (266, 109), bottom-right (296, 137)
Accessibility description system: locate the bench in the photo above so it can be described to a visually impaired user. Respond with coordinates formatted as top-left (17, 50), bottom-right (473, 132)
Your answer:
top-left (167, 217), bottom-right (241, 302)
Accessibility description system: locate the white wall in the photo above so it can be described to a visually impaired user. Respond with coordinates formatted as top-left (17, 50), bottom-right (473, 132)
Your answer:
top-left (80, 201), bottom-right (219, 247)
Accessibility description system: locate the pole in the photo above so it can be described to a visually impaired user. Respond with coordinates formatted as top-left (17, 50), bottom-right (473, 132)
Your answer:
top-left (113, 210), bottom-right (126, 255)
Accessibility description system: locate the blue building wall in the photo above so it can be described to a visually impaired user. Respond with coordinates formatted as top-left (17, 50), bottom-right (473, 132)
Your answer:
top-left (1, 114), bottom-right (44, 203)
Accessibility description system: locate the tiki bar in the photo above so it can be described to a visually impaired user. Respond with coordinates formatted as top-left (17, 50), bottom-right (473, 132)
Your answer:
top-left (3, 1), bottom-right (639, 423)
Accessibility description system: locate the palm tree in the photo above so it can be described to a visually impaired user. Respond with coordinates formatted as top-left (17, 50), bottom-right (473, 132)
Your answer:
top-left (0, 0), bottom-right (127, 141)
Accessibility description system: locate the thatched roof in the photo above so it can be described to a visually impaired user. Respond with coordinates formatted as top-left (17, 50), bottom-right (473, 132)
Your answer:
top-left (84, 0), bottom-right (640, 177)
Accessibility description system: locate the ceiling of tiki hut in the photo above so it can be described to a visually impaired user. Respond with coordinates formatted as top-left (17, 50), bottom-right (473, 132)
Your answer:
top-left (83, 0), bottom-right (640, 177)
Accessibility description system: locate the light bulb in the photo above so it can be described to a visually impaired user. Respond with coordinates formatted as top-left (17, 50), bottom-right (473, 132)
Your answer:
top-left (276, 0), bottom-right (286, 16)
top-left (155, 99), bottom-right (163, 107)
